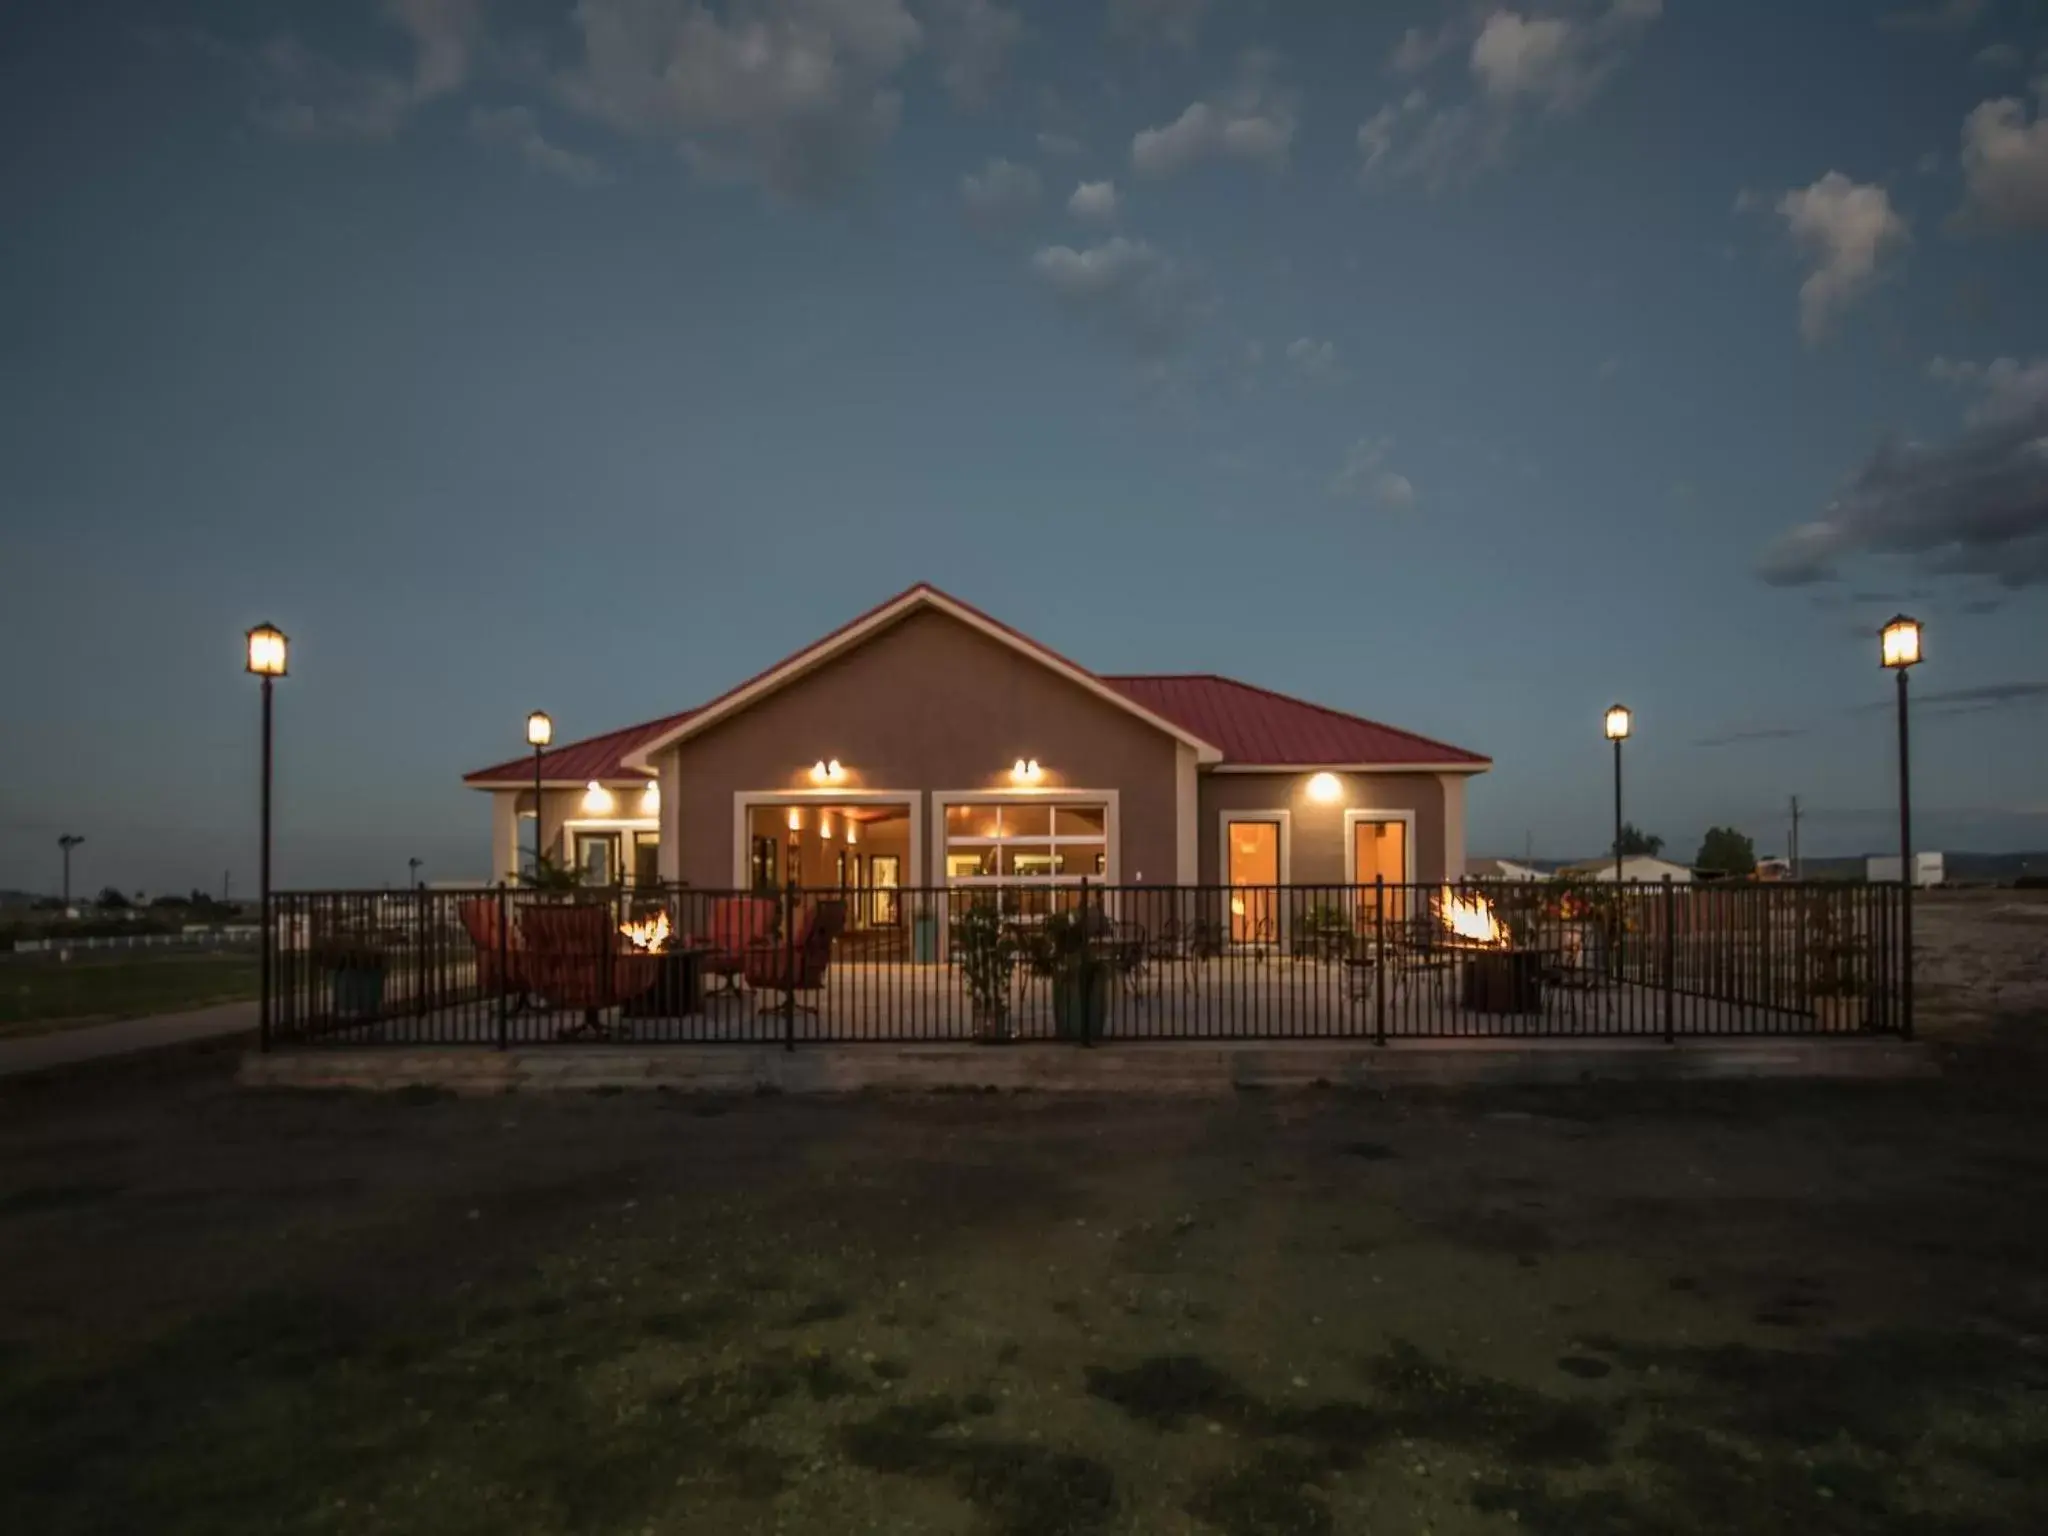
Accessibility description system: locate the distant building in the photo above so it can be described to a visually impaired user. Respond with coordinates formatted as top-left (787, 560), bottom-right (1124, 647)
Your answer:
top-left (1465, 857), bottom-right (1549, 882)
top-left (1867, 852), bottom-right (1944, 886)
top-left (1557, 854), bottom-right (1695, 885)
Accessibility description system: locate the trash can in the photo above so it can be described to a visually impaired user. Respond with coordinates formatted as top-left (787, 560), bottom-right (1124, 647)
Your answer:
top-left (913, 912), bottom-right (938, 962)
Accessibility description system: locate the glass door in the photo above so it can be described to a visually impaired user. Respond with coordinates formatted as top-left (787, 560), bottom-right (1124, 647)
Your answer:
top-left (1225, 819), bottom-right (1281, 945)
top-left (573, 831), bottom-right (622, 887)
top-left (868, 855), bottom-right (901, 927)
top-left (1351, 819), bottom-right (1409, 928)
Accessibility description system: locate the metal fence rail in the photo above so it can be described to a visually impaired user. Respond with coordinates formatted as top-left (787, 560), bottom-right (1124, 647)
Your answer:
top-left (262, 879), bottom-right (1906, 1049)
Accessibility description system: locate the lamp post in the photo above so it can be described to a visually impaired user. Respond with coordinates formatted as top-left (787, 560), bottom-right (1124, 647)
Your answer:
top-left (245, 623), bottom-right (289, 1051)
top-left (58, 834), bottom-right (84, 910)
top-left (1603, 704), bottom-right (1632, 886)
top-left (526, 712), bottom-right (553, 883)
top-left (408, 856), bottom-right (423, 889)
top-left (1881, 614), bottom-right (1921, 1040)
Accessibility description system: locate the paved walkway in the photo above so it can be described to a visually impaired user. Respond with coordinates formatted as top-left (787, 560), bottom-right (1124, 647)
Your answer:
top-left (0, 1001), bottom-right (258, 1079)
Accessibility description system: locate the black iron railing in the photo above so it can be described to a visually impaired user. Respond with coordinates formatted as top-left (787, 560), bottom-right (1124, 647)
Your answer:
top-left (262, 879), bottom-right (1908, 1049)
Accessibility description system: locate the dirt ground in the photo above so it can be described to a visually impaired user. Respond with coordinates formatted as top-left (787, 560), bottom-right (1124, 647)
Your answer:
top-left (4, 1005), bottom-right (2048, 1535)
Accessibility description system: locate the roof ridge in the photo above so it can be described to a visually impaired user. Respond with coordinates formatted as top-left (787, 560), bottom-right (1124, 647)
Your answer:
top-left (1111, 672), bottom-right (1487, 762)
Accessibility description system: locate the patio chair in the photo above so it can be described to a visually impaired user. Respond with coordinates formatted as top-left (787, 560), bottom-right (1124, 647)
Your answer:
top-left (689, 895), bottom-right (778, 998)
top-left (743, 899), bottom-right (847, 1017)
top-left (457, 896), bottom-right (527, 1002)
top-left (1108, 919), bottom-right (1150, 999)
top-left (521, 902), bottom-right (662, 1039)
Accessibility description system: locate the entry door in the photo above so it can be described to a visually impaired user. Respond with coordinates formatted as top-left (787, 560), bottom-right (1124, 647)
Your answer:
top-left (1225, 819), bottom-right (1281, 945)
top-left (1352, 819), bottom-right (1409, 926)
top-left (573, 831), bottom-right (621, 887)
top-left (868, 855), bottom-right (901, 927)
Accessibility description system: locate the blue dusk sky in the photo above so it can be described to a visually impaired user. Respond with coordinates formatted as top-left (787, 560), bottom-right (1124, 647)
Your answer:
top-left (3, 0), bottom-right (2047, 893)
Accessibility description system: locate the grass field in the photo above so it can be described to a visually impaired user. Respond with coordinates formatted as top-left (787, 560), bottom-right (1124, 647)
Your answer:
top-left (1, 1040), bottom-right (2044, 1534)
top-left (0, 950), bottom-right (259, 1035)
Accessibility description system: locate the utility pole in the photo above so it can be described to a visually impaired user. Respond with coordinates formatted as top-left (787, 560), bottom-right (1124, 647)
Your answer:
top-left (223, 869), bottom-right (232, 904)
top-left (1788, 796), bottom-right (1802, 880)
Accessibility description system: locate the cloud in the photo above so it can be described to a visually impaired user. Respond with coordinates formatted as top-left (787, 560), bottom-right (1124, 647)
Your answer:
top-left (960, 157), bottom-right (1041, 228)
top-left (249, 0), bottom-right (486, 142)
top-left (1037, 130), bottom-right (1084, 156)
top-left (1975, 42), bottom-right (2025, 71)
top-left (1107, 0), bottom-right (1205, 50)
top-left (1389, 22), bottom-right (1460, 75)
top-left (1030, 236), bottom-right (1205, 355)
top-left (1957, 94), bottom-right (2048, 231)
top-left (1284, 336), bottom-right (1346, 385)
top-left (469, 105), bottom-right (611, 184)
top-left (1692, 726), bottom-right (1811, 748)
top-left (1067, 179), bottom-right (1119, 223)
top-left (1879, 0), bottom-right (1986, 31)
top-left (1775, 173), bottom-right (1909, 343)
top-left (1329, 437), bottom-right (1416, 507)
top-left (1131, 54), bottom-right (1295, 177)
top-left (1851, 681), bottom-right (2048, 715)
top-left (1358, 1), bottom-right (1659, 189)
top-left (559, 0), bottom-right (922, 203)
top-left (922, 0), bottom-right (1021, 108)
top-left (1756, 356), bottom-right (2048, 588)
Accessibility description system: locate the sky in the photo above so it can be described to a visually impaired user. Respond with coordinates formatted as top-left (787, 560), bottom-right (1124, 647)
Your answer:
top-left (2, 0), bottom-right (2047, 895)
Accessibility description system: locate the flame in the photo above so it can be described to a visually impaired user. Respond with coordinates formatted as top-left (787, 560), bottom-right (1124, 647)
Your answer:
top-left (1436, 887), bottom-right (1509, 947)
top-left (619, 910), bottom-right (671, 952)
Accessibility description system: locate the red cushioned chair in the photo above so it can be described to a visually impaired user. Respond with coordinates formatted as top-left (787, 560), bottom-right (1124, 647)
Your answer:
top-left (458, 897), bottom-right (528, 1000)
top-left (522, 903), bottom-right (662, 1039)
top-left (743, 899), bottom-right (847, 1016)
top-left (693, 896), bottom-right (778, 998)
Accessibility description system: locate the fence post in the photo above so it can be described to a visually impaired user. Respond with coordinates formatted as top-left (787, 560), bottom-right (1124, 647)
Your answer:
top-left (1661, 875), bottom-right (1675, 1043)
top-left (1079, 875), bottom-right (1094, 1049)
top-left (495, 884), bottom-right (510, 1051)
top-left (1374, 875), bottom-right (1387, 1048)
top-left (415, 884), bottom-right (429, 1021)
top-left (783, 876), bottom-right (797, 1053)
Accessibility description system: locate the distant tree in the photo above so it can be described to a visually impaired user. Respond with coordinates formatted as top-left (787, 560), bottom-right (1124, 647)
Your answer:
top-left (1695, 826), bottom-right (1757, 877)
top-left (95, 887), bottom-right (130, 910)
top-left (151, 893), bottom-right (189, 909)
top-left (1613, 823), bottom-right (1665, 858)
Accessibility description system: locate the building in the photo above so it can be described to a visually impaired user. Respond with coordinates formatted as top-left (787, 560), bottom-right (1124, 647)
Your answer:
top-left (1556, 854), bottom-right (1695, 885)
top-left (463, 583), bottom-right (1490, 925)
top-left (1465, 857), bottom-right (1549, 882)
top-left (1867, 852), bottom-right (1944, 887)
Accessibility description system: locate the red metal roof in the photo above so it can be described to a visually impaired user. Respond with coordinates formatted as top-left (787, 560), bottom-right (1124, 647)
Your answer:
top-left (463, 710), bottom-right (696, 786)
top-left (464, 587), bottom-right (1487, 784)
top-left (1103, 674), bottom-right (1489, 767)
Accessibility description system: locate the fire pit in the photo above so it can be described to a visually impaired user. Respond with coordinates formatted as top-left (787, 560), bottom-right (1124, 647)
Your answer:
top-left (1436, 889), bottom-right (1543, 1016)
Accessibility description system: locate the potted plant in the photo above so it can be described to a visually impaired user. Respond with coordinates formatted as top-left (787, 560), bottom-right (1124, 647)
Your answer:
top-left (951, 898), bottom-right (1018, 1041)
top-left (1293, 903), bottom-right (1352, 961)
top-left (1806, 897), bottom-right (1866, 1031)
top-left (1027, 907), bottom-right (1115, 1043)
top-left (314, 936), bottom-right (389, 1019)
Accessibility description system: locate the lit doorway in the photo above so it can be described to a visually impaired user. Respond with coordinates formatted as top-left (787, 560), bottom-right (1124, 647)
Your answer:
top-left (1346, 811), bottom-right (1414, 927)
top-left (1224, 815), bottom-right (1285, 945)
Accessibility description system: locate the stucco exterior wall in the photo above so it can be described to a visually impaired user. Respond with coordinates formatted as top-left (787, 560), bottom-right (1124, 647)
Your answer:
top-left (1198, 772), bottom-right (1454, 887)
top-left (655, 608), bottom-right (1183, 889)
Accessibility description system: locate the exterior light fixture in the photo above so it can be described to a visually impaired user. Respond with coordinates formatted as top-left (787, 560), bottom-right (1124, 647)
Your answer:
top-left (1306, 772), bottom-right (1341, 805)
top-left (582, 781), bottom-right (614, 815)
top-left (245, 622), bottom-right (289, 678)
top-left (1880, 613), bottom-right (1922, 670)
top-left (526, 711), bottom-right (553, 748)
top-left (639, 780), bottom-right (660, 816)
top-left (810, 758), bottom-right (847, 785)
top-left (1603, 703), bottom-right (1631, 887)
top-left (1010, 758), bottom-right (1043, 785)
top-left (524, 711), bottom-right (552, 885)
top-left (244, 623), bottom-right (288, 1050)
top-left (1881, 613), bottom-right (1922, 1041)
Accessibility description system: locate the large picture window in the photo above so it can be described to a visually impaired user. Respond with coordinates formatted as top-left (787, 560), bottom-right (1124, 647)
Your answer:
top-left (940, 798), bottom-right (1111, 898)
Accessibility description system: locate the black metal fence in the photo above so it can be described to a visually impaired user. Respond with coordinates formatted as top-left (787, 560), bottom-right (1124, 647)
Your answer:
top-left (263, 879), bottom-right (1908, 1048)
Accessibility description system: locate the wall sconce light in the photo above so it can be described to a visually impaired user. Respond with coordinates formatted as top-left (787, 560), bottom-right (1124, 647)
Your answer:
top-left (787, 807), bottom-right (803, 831)
top-left (1010, 758), bottom-right (1043, 785)
top-left (846, 820), bottom-right (859, 846)
top-left (1306, 772), bottom-right (1341, 804)
top-left (639, 780), bottom-right (660, 816)
top-left (820, 813), bottom-right (834, 840)
top-left (809, 758), bottom-right (847, 785)
top-left (581, 780), bottom-right (615, 814)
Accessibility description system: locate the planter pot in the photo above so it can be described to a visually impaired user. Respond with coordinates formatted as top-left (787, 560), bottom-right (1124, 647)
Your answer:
top-left (330, 965), bottom-right (388, 1020)
top-left (1813, 995), bottom-right (1866, 1033)
top-left (1053, 967), bottom-right (1112, 1043)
